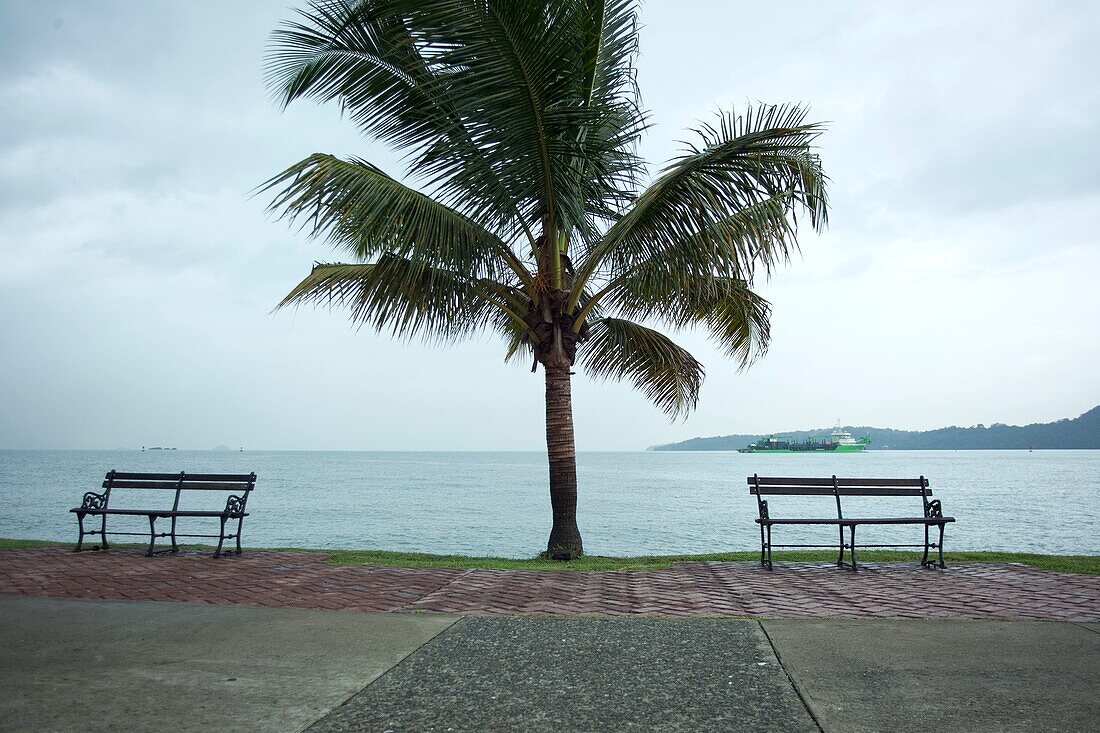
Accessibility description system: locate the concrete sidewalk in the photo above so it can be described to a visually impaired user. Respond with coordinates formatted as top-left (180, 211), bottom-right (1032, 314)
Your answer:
top-left (762, 619), bottom-right (1100, 732)
top-left (2, 596), bottom-right (1097, 732)
top-left (0, 596), bottom-right (456, 733)
top-left (309, 616), bottom-right (818, 732)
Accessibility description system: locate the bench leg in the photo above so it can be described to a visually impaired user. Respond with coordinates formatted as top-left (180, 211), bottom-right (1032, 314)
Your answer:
top-left (74, 512), bottom-right (86, 552)
top-left (235, 517), bottom-right (244, 555)
top-left (758, 523), bottom-right (767, 568)
top-left (765, 525), bottom-right (774, 570)
top-left (100, 513), bottom-right (110, 550)
top-left (848, 525), bottom-right (858, 571)
top-left (214, 516), bottom-right (227, 559)
top-left (837, 526), bottom-right (846, 568)
top-left (170, 516), bottom-right (179, 554)
top-left (146, 516), bottom-right (157, 557)
top-left (919, 521), bottom-right (928, 567)
top-left (937, 524), bottom-right (946, 569)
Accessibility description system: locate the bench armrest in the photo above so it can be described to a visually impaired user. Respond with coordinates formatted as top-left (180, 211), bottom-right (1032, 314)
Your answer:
top-left (80, 491), bottom-right (108, 510)
top-left (224, 494), bottom-right (247, 515)
top-left (925, 499), bottom-right (943, 518)
top-left (758, 499), bottom-right (770, 520)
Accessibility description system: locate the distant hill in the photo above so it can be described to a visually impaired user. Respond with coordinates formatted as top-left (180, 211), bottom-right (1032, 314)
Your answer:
top-left (650, 405), bottom-right (1100, 451)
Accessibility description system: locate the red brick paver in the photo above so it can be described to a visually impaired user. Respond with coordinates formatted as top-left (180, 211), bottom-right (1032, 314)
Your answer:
top-left (1, 548), bottom-right (1098, 620)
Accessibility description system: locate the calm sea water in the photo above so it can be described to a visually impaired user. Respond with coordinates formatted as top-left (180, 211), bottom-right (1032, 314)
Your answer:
top-left (1, 450), bottom-right (1097, 557)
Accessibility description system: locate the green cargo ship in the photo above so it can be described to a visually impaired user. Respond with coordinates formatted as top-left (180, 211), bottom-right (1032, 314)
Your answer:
top-left (737, 427), bottom-right (871, 453)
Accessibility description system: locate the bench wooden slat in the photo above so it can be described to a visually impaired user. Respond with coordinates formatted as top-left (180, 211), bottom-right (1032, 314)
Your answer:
top-left (104, 480), bottom-right (255, 491)
top-left (103, 480), bottom-right (181, 490)
top-left (843, 488), bottom-right (930, 496)
top-left (837, 478), bottom-right (925, 487)
top-left (69, 510), bottom-right (248, 517)
top-left (754, 517), bottom-right (849, 525)
top-left (839, 517), bottom-right (955, 524)
top-left (750, 487), bottom-right (932, 496)
top-left (109, 472), bottom-right (255, 482)
top-left (747, 477), bottom-right (926, 487)
top-left (748, 477), bottom-right (836, 486)
top-left (758, 517), bottom-right (955, 525)
top-left (176, 482), bottom-right (255, 491)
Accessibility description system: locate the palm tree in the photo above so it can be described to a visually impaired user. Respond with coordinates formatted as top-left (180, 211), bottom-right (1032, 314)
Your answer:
top-left (264, 0), bottom-right (828, 559)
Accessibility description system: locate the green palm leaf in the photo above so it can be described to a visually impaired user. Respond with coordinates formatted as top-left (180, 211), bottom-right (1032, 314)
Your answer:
top-left (277, 257), bottom-right (531, 344)
top-left (260, 153), bottom-right (532, 285)
top-left (267, 1), bottom-right (647, 244)
top-left (266, 1), bottom-right (532, 237)
top-left (570, 104), bottom-right (827, 307)
top-left (605, 273), bottom-right (772, 368)
top-left (579, 318), bottom-right (705, 418)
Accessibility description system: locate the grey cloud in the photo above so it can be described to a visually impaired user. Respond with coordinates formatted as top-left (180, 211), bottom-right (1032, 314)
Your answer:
top-left (1, 0), bottom-right (1097, 450)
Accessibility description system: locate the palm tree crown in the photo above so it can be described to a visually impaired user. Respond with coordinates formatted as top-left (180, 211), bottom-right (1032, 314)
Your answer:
top-left (264, 0), bottom-right (828, 557)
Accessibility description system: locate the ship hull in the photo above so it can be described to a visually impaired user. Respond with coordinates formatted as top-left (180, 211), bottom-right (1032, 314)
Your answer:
top-left (737, 445), bottom-right (868, 454)
top-left (737, 426), bottom-right (871, 453)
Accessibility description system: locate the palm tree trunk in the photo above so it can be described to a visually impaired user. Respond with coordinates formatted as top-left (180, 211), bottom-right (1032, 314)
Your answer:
top-left (545, 364), bottom-right (583, 558)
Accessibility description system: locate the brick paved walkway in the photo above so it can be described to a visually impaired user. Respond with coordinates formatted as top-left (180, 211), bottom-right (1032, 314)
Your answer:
top-left (1, 548), bottom-right (1097, 620)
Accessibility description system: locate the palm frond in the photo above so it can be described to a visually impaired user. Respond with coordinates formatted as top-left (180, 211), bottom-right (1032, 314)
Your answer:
top-left (277, 256), bottom-right (530, 345)
top-left (579, 318), bottom-right (704, 418)
top-left (570, 0), bottom-right (648, 225)
top-left (265, 0), bottom-right (533, 238)
top-left (571, 103), bottom-right (828, 303)
top-left (406, 0), bottom-right (616, 234)
top-left (498, 310), bottom-right (536, 367)
top-left (266, 1), bottom-right (647, 243)
top-left (606, 273), bottom-right (772, 368)
top-left (575, 0), bottom-right (639, 110)
top-left (260, 153), bottom-right (532, 285)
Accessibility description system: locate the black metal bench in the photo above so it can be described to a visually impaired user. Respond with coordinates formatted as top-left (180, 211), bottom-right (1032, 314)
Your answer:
top-left (748, 474), bottom-right (955, 570)
top-left (71, 471), bottom-right (256, 558)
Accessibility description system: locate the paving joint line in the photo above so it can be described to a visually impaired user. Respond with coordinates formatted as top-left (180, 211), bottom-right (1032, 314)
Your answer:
top-left (296, 613), bottom-right (465, 733)
top-left (758, 620), bottom-right (825, 733)
top-left (395, 568), bottom-right (476, 613)
top-left (1073, 621), bottom-right (1100, 636)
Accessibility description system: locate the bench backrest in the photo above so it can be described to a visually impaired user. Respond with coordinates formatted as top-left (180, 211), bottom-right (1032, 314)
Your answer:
top-left (100, 471), bottom-right (256, 514)
top-left (747, 475), bottom-right (933, 519)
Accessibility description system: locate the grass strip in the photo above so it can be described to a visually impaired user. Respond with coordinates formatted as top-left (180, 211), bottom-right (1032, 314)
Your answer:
top-left (0, 538), bottom-right (64, 550)
top-left (3, 538), bottom-right (1095, 574)
top-left (321, 549), bottom-right (1100, 574)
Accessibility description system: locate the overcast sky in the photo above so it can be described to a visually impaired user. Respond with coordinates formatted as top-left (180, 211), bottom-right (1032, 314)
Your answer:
top-left (1, 0), bottom-right (1098, 451)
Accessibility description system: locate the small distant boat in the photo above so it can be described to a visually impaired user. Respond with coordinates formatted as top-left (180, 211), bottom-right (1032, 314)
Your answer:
top-left (738, 424), bottom-right (871, 453)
